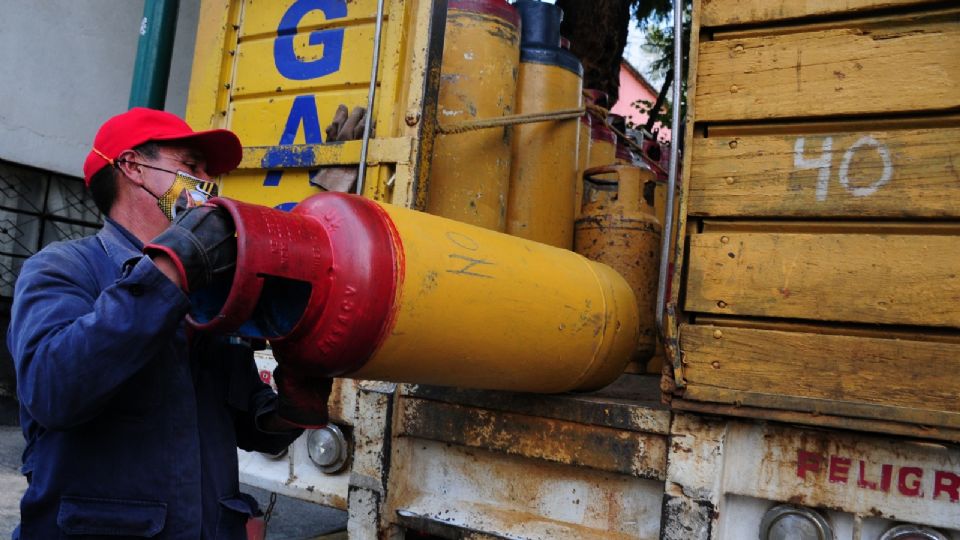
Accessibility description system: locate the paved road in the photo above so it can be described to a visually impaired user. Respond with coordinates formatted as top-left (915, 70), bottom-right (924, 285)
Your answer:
top-left (0, 427), bottom-right (25, 540)
top-left (0, 426), bottom-right (346, 539)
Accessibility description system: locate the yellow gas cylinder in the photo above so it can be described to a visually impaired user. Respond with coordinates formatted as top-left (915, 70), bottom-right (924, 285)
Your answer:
top-left (574, 164), bottom-right (661, 367)
top-left (505, 1), bottom-right (583, 248)
top-left (427, 0), bottom-right (520, 231)
top-left (586, 92), bottom-right (617, 171)
top-left (575, 109), bottom-right (592, 218)
top-left (589, 120), bottom-right (618, 169)
top-left (575, 90), bottom-right (605, 216)
top-left (191, 193), bottom-right (640, 393)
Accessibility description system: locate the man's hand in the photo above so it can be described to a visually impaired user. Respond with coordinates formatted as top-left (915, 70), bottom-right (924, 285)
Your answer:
top-left (273, 366), bottom-right (333, 429)
top-left (312, 104), bottom-right (367, 192)
top-left (143, 204), bottom-right (236, 292)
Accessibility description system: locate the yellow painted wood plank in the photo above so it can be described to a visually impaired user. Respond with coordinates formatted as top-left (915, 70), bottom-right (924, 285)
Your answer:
top-left (233, 25), bottom-right (377, 97)
top-left (239, 0), bottom-right (384, 40)
top-left (700, 0), bottom-right (939, 27)
top-left (185, 0), bottom-right (241, 128)
top-left (695, 13), bottom-right (960, 121)
top-left (688, 126), bottom-right (960, 217)
top-left (237, 138), bottom-right (412, 170)
top-left (375, 0), bottom-right (412, 138)
top-left (218, 170), bottom-right (317, 207)
top-left (228, 92), bottom-right (370, 146)
top-left (680, 324), bottom-right (960, 426)
top-left (684, 232), bottom-right (960, 326)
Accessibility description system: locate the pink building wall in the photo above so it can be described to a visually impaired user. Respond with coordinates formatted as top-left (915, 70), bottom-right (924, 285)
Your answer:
top-left (611, 61), bottom-right (671, 143)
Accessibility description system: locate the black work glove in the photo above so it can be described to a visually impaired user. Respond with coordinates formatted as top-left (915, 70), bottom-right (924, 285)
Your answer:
top-left (325, 104), bottom-right (366, 141)
top-left (144, 204), bottom-right (236, 292)
top-left (273, 365), bottom-right (333, 429)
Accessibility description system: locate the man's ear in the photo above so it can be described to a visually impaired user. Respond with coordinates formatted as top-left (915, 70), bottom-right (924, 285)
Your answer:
top-left (115, 149), bottom-right (143, 184)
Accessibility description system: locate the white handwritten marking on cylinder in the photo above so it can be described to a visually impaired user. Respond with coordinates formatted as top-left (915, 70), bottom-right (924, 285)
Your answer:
top-left (838, 135), bottom-right (893, 198)
top-left (793, 137), bottom-right (834, 201)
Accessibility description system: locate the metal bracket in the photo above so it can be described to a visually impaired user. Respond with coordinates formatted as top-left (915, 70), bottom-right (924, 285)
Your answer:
top-left (356, 0), bottom-right (388, 195)
top-left (656, 0), bottom-right (686, 388)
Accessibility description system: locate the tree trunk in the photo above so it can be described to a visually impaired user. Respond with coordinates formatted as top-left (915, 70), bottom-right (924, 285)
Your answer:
top-left (556, 0), bottom-right (632, 105)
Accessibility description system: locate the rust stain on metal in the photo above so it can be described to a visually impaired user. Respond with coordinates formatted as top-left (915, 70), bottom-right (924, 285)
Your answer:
top-left (398, 397), bottom-right (668, 480)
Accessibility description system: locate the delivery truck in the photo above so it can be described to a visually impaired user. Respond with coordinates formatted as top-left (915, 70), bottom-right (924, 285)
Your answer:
top-left (182, 0), bottom-right (960, 538)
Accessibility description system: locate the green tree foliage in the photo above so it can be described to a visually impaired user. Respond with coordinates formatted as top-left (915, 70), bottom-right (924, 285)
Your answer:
top-left (556, 0), bottom-right (690, 141)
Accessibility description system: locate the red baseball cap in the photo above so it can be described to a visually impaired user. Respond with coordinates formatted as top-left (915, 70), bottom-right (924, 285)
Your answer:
top-left (83, 107), bottom-right (243, 186)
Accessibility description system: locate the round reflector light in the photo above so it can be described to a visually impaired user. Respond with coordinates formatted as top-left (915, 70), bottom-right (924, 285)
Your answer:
top-left (759, 504), bottom-right (834, 540)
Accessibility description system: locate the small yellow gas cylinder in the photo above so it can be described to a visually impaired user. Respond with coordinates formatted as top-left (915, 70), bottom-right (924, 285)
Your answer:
top-left (505, 1), bottom-right (583, 248)
top-left (574, 164), bottom-right (661, 366)
top-left (427, 0), bottom-right (520, 231)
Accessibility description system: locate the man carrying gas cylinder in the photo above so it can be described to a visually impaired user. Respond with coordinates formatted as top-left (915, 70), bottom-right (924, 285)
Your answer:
top-left (6, 108), bottom-right (331, 539)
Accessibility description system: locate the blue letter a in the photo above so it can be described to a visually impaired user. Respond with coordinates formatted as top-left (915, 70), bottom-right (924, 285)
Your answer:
top-left (263, 95), bottom-right (324, 187)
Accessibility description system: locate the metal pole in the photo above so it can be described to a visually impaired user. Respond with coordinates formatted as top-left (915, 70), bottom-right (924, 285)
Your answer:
top-left (129, 0), bottom-right (180, 109)
top-left (356, 0), bottom-right (387, 195)
top-left (656, 0), bottom-right (684, 337)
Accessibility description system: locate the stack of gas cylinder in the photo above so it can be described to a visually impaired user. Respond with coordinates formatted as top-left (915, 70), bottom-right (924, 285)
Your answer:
top-left (428, 0), bottom-right (663, 370)
top-left (186, 0), bottom-right (661, 393)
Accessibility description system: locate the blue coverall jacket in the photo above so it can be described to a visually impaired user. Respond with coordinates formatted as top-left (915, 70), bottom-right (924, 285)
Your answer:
top-left (6, 218), bottom-right (301, 539)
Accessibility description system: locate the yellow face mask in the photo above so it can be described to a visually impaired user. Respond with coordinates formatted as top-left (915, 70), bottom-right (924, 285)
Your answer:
top-left (116, 157), bottom-right (220, 221)
top-left (156, 171), bottom-right (219, 220)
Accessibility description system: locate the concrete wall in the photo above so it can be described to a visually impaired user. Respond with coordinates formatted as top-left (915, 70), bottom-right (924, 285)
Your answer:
top-left (0, 1), bottom-right (201, 178)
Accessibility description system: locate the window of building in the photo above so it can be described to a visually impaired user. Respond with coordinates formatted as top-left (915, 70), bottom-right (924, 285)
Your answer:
top-left (0, 159), bottom-right (101, 410)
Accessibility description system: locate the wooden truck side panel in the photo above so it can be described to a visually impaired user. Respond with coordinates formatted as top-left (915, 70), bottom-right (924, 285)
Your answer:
top-left (674, 0), bottom-right (960, 440)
